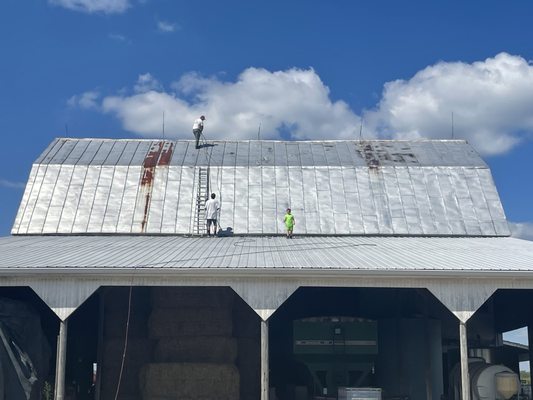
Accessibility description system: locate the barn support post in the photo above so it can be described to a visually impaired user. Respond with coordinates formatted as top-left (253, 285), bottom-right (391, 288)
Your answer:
top-left (459, 321), bottom-right (470, 400)
top-left (529, 320), bottom-right (533, 376)
top-left (261, 318), bottom-right (269, 400)
top-left (54, 318), bottom-right (68, 400)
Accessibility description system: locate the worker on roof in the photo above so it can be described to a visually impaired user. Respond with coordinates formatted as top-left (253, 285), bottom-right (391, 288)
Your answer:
top-left (284, 208), bottom-right (295, 239)
top-left (205, 193), bottom-right (220, 237)
top-left (192, 115), bottom-right (206, 149)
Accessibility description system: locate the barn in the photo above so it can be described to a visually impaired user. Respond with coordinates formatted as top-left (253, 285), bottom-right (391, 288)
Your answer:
top-left (1, 137), bottom-right (533, 400)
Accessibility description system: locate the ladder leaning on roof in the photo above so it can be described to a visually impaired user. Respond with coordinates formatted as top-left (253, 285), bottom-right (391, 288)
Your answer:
top-left (193, 166), bottom-right (209, 235)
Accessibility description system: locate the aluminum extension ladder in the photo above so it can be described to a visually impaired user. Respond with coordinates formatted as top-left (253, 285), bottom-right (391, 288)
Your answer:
top-left (193, 167), bottom-right (209, 235)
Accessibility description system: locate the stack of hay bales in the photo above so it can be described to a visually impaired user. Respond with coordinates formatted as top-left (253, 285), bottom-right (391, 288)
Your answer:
top-left (100, 287), bottom-right (153, 400)
top-left (140, 287), bottom-right (240, 400)
top-left (233, 297), bottom-right (261, 400)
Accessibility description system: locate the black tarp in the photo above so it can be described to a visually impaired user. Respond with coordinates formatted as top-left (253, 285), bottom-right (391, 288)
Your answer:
top-left (0, 298), bottom-right (51, 400)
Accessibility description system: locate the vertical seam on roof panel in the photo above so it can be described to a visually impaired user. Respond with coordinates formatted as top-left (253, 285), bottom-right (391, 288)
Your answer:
top-left (157, 144), bottom-right (173, 234)
top-left (283, 143), bottom-right (290, 234)
top-left (231, 142), bottom-right (237, 232)
top-left (173, 164), bottom-right (185, 234)
top-left (34, 138), bottom-right (61, 164)
top-left (12, 166), bottom-right (37, 234)
top-left (432, 166), bottom-right (453, 235)
top-left (353, 167), bottom-right (363, 233)
top-left (46, 165), bottom-right (75, 234)
top-left (172, 142), bottom-right (188, 232)
top-left (452, 166), bottom-right (468, 235)
top-left (392, 166), bottom-right (407, 235)
top-left (36, 141), bottom-right (78, 233)
top-left (113, 141), bottom-right (141, 233)
top-left (464, 168), bottom-right (487, 234)
top-left (13, 165), bottom-right (38, 234)
top-left (338, 165), bottom-right (350, 234)
top-left (325, 166), bottom-right (335, 234)
top-left (21, 139), bottom-right (66, 233)
top-left (259, 143), bottom-right (264, 235)
top-left (98, 141), bottom-right (129, 232)
top-left (457, 166), bottom-right (478, 235)
top-left (26, 165), bottom-right (56, 234)
top-left (71, 141), bottom-right (103, 233)
top-left (333, 143), bottom-right (347, 233)
top-left (86, 141), bottom-right (119, 233)
top-left (307, 144), bottom-right (319, 234)
top-left (476, 168), bottom-right (500, 235)
top-left (272, 167), bottom-right (278, 235)
top-left (404, 166), bottom-right (424, 235)
top-left (217, 142), bottom-right (226, 227)
top-left (421, 167), bottom-right (439, 234)
top-left (245, 142), bottom-right (250, 234)
top-left (189, 164), bottom-right (198, 234)
top-left (42, 138), bottom-right (68, 163)
top-left (56, 140), bottom-right (91, 231)
top-left (129, 141), bottom-right (154, 234)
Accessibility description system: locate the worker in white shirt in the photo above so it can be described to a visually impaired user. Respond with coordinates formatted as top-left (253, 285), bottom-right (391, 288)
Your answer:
top-left (205, 193), bottom-right (220, 237)
top-left (192, 115), bottom-right (206, 149)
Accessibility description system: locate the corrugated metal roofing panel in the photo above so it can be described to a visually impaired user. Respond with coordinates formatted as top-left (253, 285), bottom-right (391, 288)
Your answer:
top-left (101, 167), bottom-right (127, 232)
top-left (116, 166), bottom-right (141, 233)
top-left (13, 139), bottom-right (509, 236)
top-left (103, 141), bottom-right (127, 166)
top-left (116, 141), bottom-right (140, 166)
top-left (3, 235), bottom-right (532, 272)
top-left (35, 138), bottom-right (61, 164)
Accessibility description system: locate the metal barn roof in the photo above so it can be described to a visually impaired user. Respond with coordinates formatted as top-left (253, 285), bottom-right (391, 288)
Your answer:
top-left (0, 235), bottom-right (532, 275)
top-left (12, 138), bottom-right (509, 236)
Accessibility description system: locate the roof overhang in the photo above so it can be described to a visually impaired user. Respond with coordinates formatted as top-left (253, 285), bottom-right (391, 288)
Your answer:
top-left (2, 235), bottom-right (532, 322)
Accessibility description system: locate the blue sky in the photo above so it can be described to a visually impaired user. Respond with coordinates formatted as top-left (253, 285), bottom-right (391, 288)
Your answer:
top-left (1, 0), bottom-right (533, 240)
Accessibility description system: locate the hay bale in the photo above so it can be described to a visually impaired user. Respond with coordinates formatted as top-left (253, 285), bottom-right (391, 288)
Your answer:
top-left (140, 363), bottom-right (239, 399)
top-left (104, 307), bottom-right (149, 338)
top-left (238, 363), bottom-right (260, 400)
top-left (104, 287), bottom-right (151, 314)
top-left (150, 306), bottom-right (232, 323)
top-left (237, 337), bottom-right (260, 366)
top-left (236, 337), bottom-right (260, 399)
top-left (233, 299), bottom-right (261, 338)
top-left (154, 337), bottom-right (237, 363)
top-left (151, 287), bottom-right (234, 309)
top-left (148, 309), bottom-right (233, 338)
top-left (100, 365), bottom-right (141, 398)
top-left (102, 339), bottom-right (153, 368)
top-left (100, 394), bottom-right (140, 400)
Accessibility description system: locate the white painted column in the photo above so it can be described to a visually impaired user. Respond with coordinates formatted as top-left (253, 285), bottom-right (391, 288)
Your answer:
top-left (54, 319), bottom-right (68, 400)
top-left (459, 321), bottom-right (470, 400)
top-left (261, 319), bottom-right (269, 400)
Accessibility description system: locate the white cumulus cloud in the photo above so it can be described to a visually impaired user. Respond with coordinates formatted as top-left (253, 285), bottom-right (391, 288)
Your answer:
top-left (101, 68), bottom-right (361, 140)
top-left (157, 20), bottom-right (178, 33)
top-left (70, 53), bottom-right (533, 154)
top-left (68, 90), bottom-right (101, 110)
top-left (134, 73), bottom-right (163, 93)
top-left (49, 0), bottom-right (130, 14)
top-left (364, 53), bottom-right (533, 155)
top-left (509, 221), bottom-right (533, 241)
top-left (109, 33), bottom-right (128, 42)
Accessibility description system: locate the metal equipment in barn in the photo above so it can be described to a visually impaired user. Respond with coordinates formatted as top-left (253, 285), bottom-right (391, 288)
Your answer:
top-left (449, 358), bottom-right (520, 400)
top-left (293, 317), bottom-right (379, 398)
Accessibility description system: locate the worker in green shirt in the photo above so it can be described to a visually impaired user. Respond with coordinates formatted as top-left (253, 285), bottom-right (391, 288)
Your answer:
top-left (284, 208), bottom-right (295, 239)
